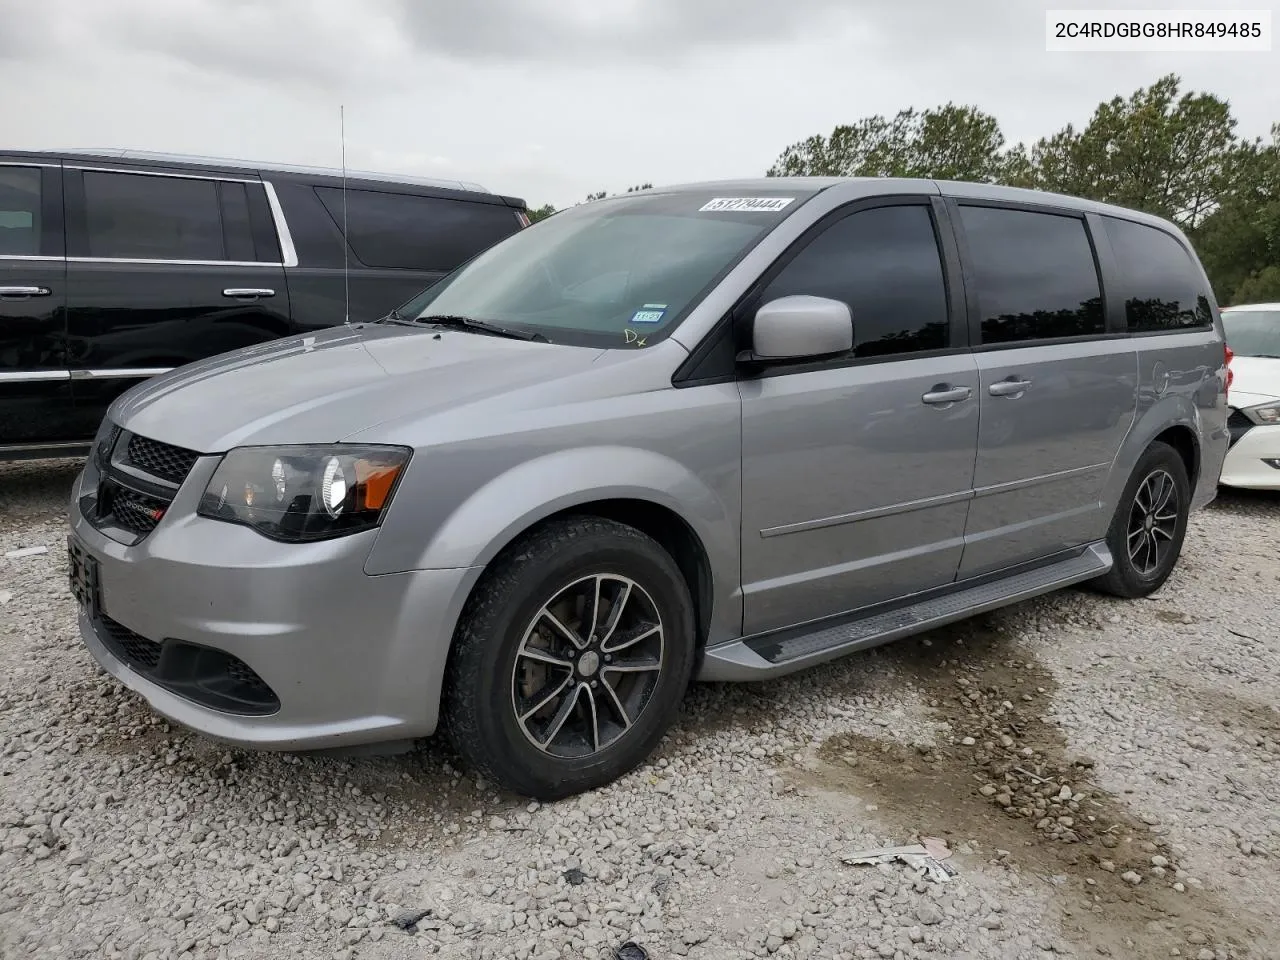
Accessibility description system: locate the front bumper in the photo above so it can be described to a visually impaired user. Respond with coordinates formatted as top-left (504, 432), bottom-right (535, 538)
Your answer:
top-left (69, 456), bottom-right (481, 750)
top-left (1220, 421), bottom-right (1280, 490)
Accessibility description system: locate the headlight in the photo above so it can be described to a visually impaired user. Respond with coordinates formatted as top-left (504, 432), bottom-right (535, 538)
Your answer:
top-left (1243, 401), bottom-right (1280, 425)
top-left (197, 445), bottom-right (411, 542)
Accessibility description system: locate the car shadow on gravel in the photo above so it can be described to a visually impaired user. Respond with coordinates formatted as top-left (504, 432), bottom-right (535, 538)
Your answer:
top-left (0, 458), bottom-right (81, 529)
top-left (1206, 486), bottom-right (1280, 517)
top-left (789, 617), bottom-right (1270, 960)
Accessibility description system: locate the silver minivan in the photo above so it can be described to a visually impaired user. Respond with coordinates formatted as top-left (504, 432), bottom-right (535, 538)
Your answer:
top-left (67, 178), bottom-right (1231, 799)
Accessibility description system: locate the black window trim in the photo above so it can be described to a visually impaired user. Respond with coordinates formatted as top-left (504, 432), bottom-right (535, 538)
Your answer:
top-left (62, 165), bottom-right (285, 267)
top-left (673, 195), bottom-right (968, 387)
top-left (945, 196), bottom-right (1120, 352)
top-left (0, 161), bottom-right (63, 260)
top-left (1096, 212), bottom-right (1216, 338)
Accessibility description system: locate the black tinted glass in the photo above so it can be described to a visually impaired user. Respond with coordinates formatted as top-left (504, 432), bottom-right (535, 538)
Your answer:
top-left (762, 204), bottom-right (950, 357)
top-left (0, 167), bottom-right (41, 257)
top-left (959, 206), bottom-right (1104, 344)
top-left (316, 188), bottom-right (519, 271)
top-left (1103, 216), bottom-right (1212, 332)
top-left (83, 172), bottom-right (224, 261)
top-left (218, 181), bottom-right (256, 262)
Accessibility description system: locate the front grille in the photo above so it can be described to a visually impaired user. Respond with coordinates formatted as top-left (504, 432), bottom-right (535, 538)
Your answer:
top-left (92, 615), bottom-right (280, 716)
top-left (225, 658), bottom-right (273, 698)
top-left (98, 615), bottom-right (162, 671)
top-left (1227, 408), bottom-right (1254, 448)
top-left (100, 485), bottom-right (168, 537)
top-left (87, 429), bottom-right (203, 544)
top-left (125, 435), bottom-right (200, 485)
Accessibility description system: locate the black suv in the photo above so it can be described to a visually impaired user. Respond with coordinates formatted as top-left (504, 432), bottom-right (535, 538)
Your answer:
top-left (0, 149), bottom-right (528, 459)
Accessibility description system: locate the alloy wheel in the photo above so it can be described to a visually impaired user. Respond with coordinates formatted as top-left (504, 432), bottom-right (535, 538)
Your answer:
top-left (511, 574), bottom-right (665, 758)
top-left (1126, 468), bottom-right (1179, 576)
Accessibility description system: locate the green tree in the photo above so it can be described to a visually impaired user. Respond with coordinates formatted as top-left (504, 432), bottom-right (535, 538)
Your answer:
top-left (1025, 74), bottom-right (1241, 229)
top-left (1231, 265), bottom-right (1280, 303)
top-left (527, 203), bottom-right (557, 223)
top-left (766, 104), bottom-right (1015, 182)
top-left (1190, 126), bottom-right (1280, 303)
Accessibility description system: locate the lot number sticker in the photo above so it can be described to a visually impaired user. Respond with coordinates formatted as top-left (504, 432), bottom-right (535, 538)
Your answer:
top-left (699, 197), bottom-right (795, 213)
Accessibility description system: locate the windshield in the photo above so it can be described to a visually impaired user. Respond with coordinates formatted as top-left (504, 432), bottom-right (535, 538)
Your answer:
top-left (393, 190), bottom-right (812, 348)
top-left (1222, 309), bottom-right (1280, 358)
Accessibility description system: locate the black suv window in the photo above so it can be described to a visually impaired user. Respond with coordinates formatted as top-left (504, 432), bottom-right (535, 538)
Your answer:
top-left (0, 167), bottom-right (41, 257)
top-left (316, 187), bottom-right (518, 271)
top-left (959, 205), bottom-right (1104, 345)
top-left (1102, 216), bottom-right (1212, 332)
top-left (760, 204), bottom-right (950, 358)
top-left (83, 172), bottom-right (225, 261)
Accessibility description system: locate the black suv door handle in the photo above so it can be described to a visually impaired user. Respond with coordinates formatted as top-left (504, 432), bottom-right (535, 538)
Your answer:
top-left (0, 285), bottom-right (51, 299)
top-left (921, 385), bottom-right (972, 405)
top-left (222, 288), bottom-right (276, 299)
top-left (989, 377), bottom-right (1032, 397)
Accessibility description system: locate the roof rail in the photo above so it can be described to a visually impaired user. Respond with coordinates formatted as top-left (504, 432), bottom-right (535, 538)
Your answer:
top-left (57, 148), bottom-right (490, 194)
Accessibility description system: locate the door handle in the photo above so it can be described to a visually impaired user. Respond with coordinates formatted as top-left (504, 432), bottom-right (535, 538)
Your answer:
top-left (222, 288), bottom-right (276, 299)
top-left (989, 378), bottom-right (1032, 397)
top-left (0, 286), bottom-right (52, 298)
top-left (921, 385), bottom-right (972, 405)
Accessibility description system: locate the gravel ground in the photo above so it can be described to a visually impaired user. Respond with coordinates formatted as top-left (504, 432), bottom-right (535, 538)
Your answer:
top-left (2, 457), bottom-right (1278, 960)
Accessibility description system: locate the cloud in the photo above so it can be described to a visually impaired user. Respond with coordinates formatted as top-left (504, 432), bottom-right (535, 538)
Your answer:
top-left (387, 0), bottom-right (865, 63)
top-left (0, 0), bottom-right (1272, 208)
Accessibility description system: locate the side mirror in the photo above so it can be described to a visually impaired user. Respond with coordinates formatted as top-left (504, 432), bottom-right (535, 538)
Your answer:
top-left (748, 295), bottom-right (853, 362)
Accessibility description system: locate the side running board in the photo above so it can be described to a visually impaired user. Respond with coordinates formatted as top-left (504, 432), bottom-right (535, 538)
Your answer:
top-left (699, 542), bottom-right (1112, 682)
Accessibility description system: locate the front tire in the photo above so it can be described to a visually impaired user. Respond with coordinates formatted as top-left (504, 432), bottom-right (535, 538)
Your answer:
top-left (1092, 441), bottom-right (1191, 598)
top-left (442, 516), bottom-right (696, 800)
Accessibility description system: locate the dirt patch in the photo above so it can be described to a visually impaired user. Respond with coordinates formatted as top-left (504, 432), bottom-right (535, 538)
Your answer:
top-left (794, 618), bottom-right (1269, 960)
top-left (1153, 608), bottom-right (1198, 625)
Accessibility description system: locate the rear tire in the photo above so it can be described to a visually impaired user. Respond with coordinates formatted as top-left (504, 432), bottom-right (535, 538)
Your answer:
top-left (1092, 441), bottom-right (1191, 599)
top-left (442, 516), bottom-right (696, 800)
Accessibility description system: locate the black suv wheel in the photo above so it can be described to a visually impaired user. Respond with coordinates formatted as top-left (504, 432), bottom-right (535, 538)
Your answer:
top-left (442, 516), bottom-right (696, 799)
top-left (1092, 441), bottom-right (1191, 599)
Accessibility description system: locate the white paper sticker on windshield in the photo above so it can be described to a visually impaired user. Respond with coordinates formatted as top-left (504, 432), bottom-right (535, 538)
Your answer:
top-left (699, 197), bottom-right (795, 213)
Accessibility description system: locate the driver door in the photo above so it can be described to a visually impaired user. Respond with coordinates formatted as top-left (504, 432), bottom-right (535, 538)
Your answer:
top-left (738, 199), bottom-right (979, 634)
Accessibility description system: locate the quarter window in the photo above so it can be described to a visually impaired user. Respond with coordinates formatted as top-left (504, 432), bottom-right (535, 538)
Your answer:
top-left (83, 172), bottom-right (225, 261)
top-left (0, 167), bottom-right (41, 257)
top-left (1102, 216), bottom-right (1212, 332)
top-left (315, 187), bottom-right (519, 271)
top-left (760, 204), bottom-right (950, 358)
top-left (958, 206), bottom-right (1105, 344)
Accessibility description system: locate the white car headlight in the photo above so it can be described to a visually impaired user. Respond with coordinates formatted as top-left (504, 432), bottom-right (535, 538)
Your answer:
top-left (1242, 401), bottom-right (1280, 425)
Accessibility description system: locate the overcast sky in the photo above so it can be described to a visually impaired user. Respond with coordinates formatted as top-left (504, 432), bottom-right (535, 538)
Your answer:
top-left (0, 0), bottom-right (1274, 208)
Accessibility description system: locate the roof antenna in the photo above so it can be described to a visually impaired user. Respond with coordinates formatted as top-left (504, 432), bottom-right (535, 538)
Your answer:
top-left (340, 104), bottom-right (351, 327)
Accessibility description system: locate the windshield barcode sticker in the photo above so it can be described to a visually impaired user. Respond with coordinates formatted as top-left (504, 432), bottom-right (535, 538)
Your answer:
top-left (699, 197), bottom-right (795, 213)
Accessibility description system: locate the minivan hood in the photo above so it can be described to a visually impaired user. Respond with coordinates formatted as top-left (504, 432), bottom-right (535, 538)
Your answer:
top-left (110, 324), bottom-right (606, 452)
top-left (1228, 356), bottom-right (1280, 405)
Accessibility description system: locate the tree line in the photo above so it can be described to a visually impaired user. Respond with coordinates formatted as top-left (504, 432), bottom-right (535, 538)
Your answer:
top-left (527, 74), bottom-right (1278, 305)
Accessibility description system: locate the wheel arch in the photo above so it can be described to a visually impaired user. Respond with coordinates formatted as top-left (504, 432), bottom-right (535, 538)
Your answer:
top-left (1102, 398), bottom-right (1208, 516)
top-left (466, 498), bottom-right (718, 658)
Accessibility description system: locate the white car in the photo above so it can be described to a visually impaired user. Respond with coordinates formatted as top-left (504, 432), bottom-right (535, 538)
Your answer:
top-left (1221, 302), bottom-right (1280, 490)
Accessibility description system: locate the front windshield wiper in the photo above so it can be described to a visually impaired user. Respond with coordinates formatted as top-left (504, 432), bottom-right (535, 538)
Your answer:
top-left (376, 308), bottom-right (404, 324)
top-left (416, 314), bottom-right (549, 343)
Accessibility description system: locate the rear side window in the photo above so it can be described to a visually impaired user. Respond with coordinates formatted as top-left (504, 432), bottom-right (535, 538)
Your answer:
top-left (0, 167), bottom-right (41, 256)
top-left (959, 205), bottom-right (1104, 345)
top-left (1103, 217), bottom-right (1212, 332)
top-left (83, 172), bottom-right (224, 261)
top-left (760, 204), bottom-right (950, 357)
top-left (315, 187), bottom-right (519, 271)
